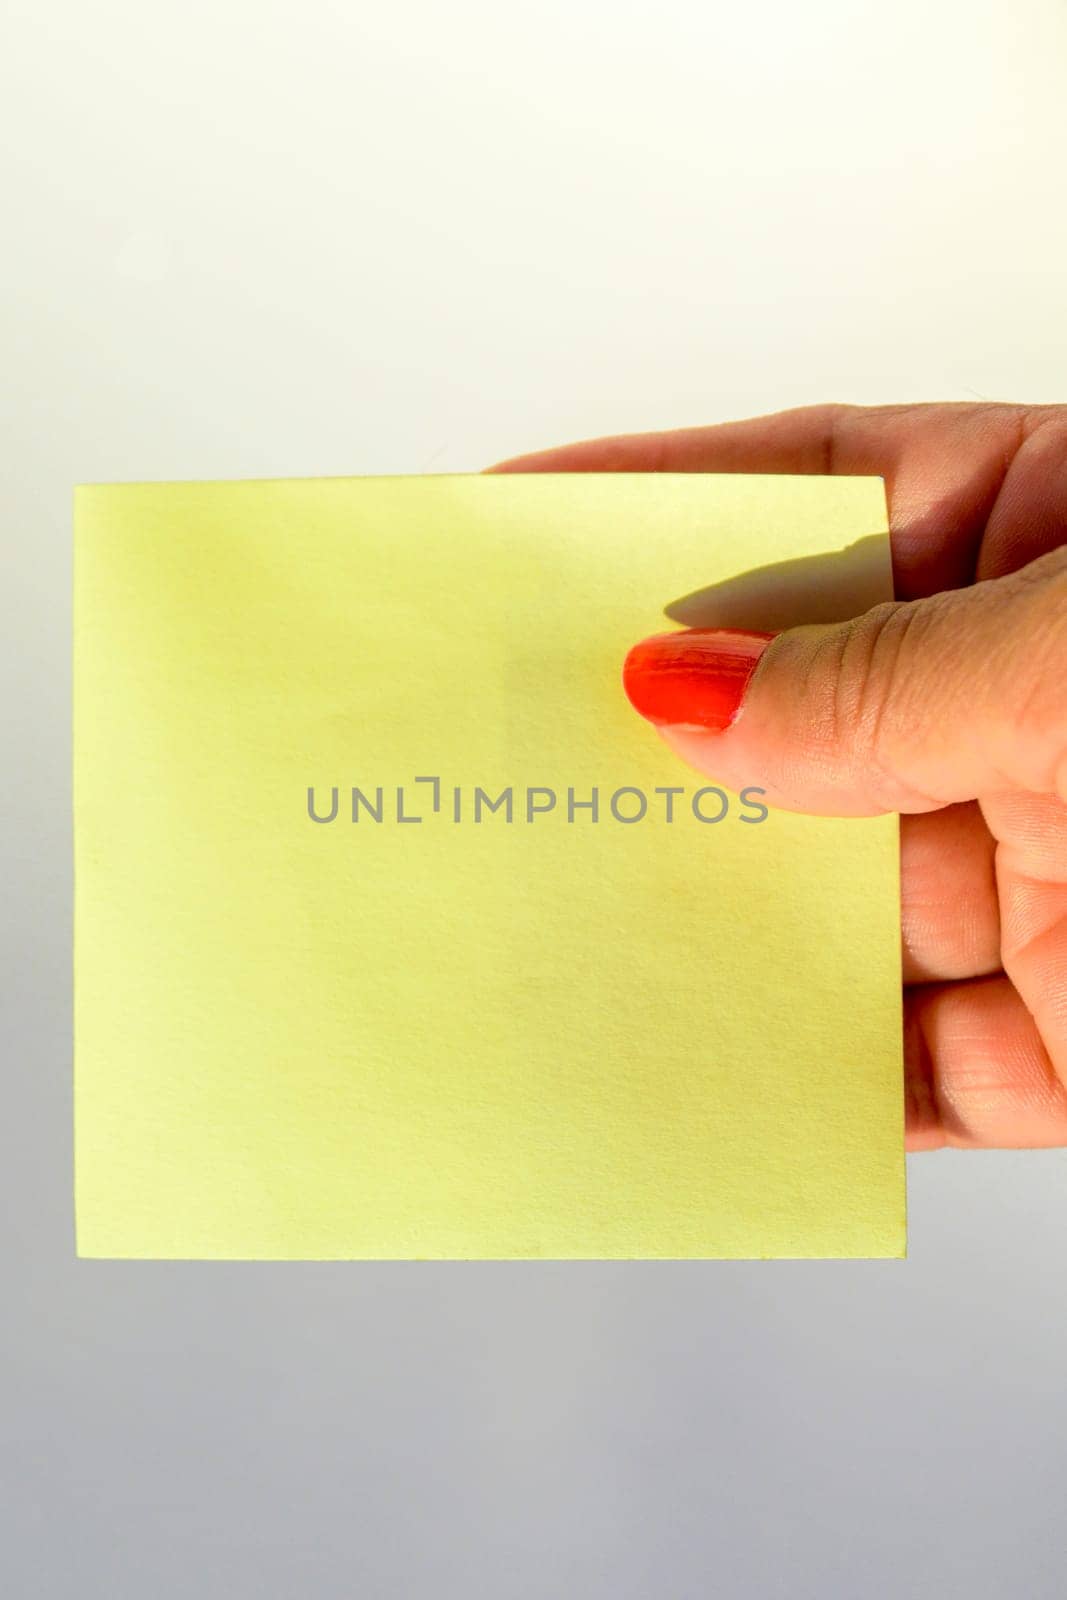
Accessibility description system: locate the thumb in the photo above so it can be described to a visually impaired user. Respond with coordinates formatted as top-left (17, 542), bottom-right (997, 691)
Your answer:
top-left (622, 546), bottom-right (1067, 816)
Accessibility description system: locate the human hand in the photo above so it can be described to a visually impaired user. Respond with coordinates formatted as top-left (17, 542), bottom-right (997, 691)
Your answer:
top-left (492, 404), bottom-right (1067, 1151)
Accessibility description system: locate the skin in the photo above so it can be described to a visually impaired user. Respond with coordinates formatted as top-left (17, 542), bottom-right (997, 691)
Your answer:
top-left (491, 402), bottom-right (1067, 1151)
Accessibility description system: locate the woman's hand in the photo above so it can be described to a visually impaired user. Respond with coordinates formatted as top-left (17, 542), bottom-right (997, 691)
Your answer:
top-left (493, 404), bottom-right (1067, 1151)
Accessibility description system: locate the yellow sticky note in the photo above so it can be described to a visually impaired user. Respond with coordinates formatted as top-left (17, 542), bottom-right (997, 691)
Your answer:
top-left (74, 474), bottom-right (905, 1260)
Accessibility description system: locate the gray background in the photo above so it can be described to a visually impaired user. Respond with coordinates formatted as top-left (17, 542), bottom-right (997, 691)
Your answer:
top-left (4, 2), bottom-right (1067, 1595)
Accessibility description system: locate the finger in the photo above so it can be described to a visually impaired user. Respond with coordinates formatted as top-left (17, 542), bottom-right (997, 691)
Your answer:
top-left (490, 401), bottom-right (1061, 598)
top-left (900, 805), bottom-right (1000, 984)
top-left (977, 412), bottom-right (1067, 579)
top-left (622, 545), bottom-right (1067, 815)
top-left (905, 976), bottom-right (1067, 1150)
top-left (980, 788), bottom-right (1067, 1089)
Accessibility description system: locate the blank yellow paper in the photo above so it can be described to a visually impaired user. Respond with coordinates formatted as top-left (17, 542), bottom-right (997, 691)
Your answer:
top-left (74, 473), bottom-right (905, 1259)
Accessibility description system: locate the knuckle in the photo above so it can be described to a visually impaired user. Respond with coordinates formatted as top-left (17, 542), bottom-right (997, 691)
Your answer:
top-left (831, 600), bottom-right (935, 807)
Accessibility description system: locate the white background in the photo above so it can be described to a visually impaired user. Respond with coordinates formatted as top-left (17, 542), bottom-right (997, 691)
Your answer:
top-left (3, 3), bottom-right (1067, 1595)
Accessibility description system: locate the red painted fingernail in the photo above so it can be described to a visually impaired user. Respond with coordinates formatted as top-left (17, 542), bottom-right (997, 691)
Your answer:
top-left (623, 628), bottom-right (777, 731)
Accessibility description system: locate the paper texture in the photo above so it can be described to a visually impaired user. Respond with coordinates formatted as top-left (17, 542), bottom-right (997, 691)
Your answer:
top-left (74, 473), bottom-right (905, 1259)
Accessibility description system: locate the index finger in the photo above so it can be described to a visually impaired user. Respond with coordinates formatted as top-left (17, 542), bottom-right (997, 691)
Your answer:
top-left (488, 401), bottom-right (1043, 599)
